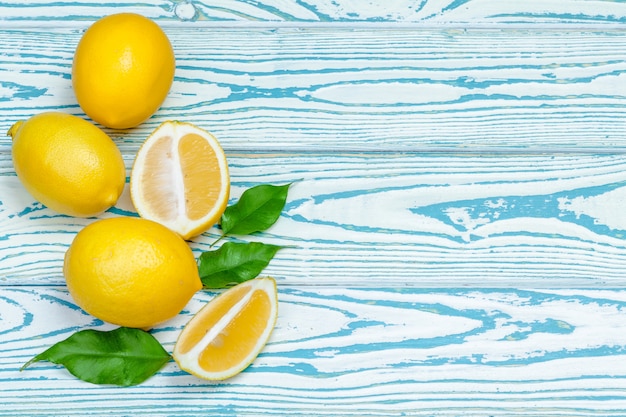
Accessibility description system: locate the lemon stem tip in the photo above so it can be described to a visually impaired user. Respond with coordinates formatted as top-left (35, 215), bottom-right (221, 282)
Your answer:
top-left (7, 121), bottom-right (24, 139)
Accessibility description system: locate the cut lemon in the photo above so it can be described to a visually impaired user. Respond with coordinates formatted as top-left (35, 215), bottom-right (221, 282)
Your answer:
top-left (130, 121), bottom-right (230, 240)
top-left (173, 277), bottom-right (278, 381)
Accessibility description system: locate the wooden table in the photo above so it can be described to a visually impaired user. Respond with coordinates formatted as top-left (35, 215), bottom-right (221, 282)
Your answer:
top-left (3, 1), bottom-right (626, 415)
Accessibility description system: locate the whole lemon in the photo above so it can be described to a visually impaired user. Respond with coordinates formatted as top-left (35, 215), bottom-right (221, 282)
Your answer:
top-left (72, 13), bottom-right (175, 129)
top-left (64, 217), bottom-right (202, 329)
top-left (8, 112), bottom-right (125, 217)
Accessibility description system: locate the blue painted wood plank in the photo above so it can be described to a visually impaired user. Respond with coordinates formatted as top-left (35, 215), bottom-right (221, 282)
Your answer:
top-left (2, 27), bottom-right (626, 152)
top-left (2, 286), bottom-right (626, 416)
top-left (3, 151), bottom-right (626, 287)
top-left (2, 0), bottom-right (626, 24)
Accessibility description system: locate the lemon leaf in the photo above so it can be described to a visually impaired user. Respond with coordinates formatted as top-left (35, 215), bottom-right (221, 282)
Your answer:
top-left (21, 327), bottom-right (170, 386)
top-left (198, 241), bottom-right (283, 288)
top-left (220, 183), bottom-right (290, 236)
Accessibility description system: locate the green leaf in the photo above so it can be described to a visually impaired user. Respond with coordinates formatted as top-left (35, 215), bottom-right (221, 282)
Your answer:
top-left (21, 327), bottom-right (170, 386)
top-left (198, 241), bottom-right (283, 288)
top-left (220, 183), bottom-right (290, 236)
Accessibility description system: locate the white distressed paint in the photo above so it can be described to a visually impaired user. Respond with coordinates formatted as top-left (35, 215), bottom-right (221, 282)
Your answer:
top-left (3, 1), bottom-right (626, 416)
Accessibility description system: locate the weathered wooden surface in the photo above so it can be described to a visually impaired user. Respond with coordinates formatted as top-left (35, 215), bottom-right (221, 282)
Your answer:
top-left (4, 151), bottom-right (626, 288)
top-left (2, 27), bottom-right (626, 152)
top-left (2, 0), bottom-right (626, 24)
top-left (2, 1), bottom-right (626, 416)
top-left (4, 286), bottom-right (626, 416)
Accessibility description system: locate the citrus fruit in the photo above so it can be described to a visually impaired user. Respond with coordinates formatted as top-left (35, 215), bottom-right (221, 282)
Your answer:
top-left (130, 121), bottom-right (230, 240)
top-left (63, 217), bottom-right (202, 329)
top-left (8, 111), bottom-right (125, 217)
top-left (72, 13), bottom-right (175, 129)
top-left (173, 277), bottom-right (278, 380)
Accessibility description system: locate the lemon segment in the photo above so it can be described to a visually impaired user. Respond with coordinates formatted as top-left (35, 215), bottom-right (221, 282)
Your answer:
top-left (173, 277), bottom-right (278, 381)
top-left (130, 121), bottom-right (230, 240)
top-left (9, 111), bottom-right (125, 217)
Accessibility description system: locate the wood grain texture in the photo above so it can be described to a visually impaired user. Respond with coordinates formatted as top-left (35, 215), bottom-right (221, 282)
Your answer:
top-left (3, 287), bottom-right (626, 416)
top-left (2, 1), bottom-right (626, 415)
top-left (3, 151), bottom-right (626, 287)
top-left (2, 0), bottom-right (626, 24)
top-left (2, 27), bottom-right (626, 152)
